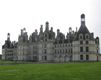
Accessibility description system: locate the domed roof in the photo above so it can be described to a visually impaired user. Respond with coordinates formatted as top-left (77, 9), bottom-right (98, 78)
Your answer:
top-left (81, 14), bottom-right (85, 18)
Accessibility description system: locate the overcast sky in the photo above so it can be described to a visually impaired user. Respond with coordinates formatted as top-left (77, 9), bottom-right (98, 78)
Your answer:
top-left (0, 0), bottom-right (101, 54)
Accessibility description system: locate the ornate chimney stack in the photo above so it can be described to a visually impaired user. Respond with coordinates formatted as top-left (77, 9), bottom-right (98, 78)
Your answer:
top-left (45, 21), bottom-right (49, 31)
top-left (7, 33), bottom-right (10, 41)
top-left (57, 29), bottom-right (60, 35)
top-left (51, 27), bottom-right (53, 32)
top-left (40, 25), bottom-right (43, 33)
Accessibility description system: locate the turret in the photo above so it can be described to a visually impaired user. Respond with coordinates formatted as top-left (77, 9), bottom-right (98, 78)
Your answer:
top-left (81, 14), bottom-right (85, 26)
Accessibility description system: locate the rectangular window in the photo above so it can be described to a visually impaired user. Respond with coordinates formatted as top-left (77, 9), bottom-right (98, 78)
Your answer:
top-left (80, 41), bottom-right (83, 44)
top-left (97, 49), bottom-right (98, 53)
top-left (86, 47), bottom-right (89, 52)
top-left (86, 55), bottom-right (89, 60)
top-left (86, 41), bottom-right (89, 44)
top-left (80, 47), bottom-right (83, 52)
top-left (80, 55), bottom-right (83, 60)
top-left (71, 49), bottom-right (72, 53)
top-left (44, 49), bottom-right (47, 54)
top-left (44, 56), bottom-right (47, 60)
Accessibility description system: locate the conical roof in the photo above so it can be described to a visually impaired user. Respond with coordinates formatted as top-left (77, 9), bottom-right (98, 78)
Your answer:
top-left (78, 25), bottom-right (90, 34)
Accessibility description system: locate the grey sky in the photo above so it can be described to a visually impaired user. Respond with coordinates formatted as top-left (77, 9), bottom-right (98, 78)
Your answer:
top-left (0, 0), bottom-right (101, 53)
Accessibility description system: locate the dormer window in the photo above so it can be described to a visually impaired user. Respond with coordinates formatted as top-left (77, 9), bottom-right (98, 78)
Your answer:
top-left (85, 34), bottom-right (89, 39)
top-left (79, 34), bottom-right (83, 40)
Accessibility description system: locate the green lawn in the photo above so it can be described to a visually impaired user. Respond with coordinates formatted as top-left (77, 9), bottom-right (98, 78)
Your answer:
top-left (0, 62), bottom-right (101, 80)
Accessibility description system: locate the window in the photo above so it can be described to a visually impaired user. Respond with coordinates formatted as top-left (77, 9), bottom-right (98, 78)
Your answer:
top-left (86, 41), bottom-right (89, 44)
top-left (80, 36), bottom-right (82, 39)
top-left (97, 49), bottom-right (99, 53)
top-left (85, 34), bottom-right (89, 39)
top-left (71, 49), bottom-right (72, 53)
top-left (86, 55), bottom-right (89, 60)
top-left (69, 49), bottom-right (71, 53)
top-left (45, 34), bottom-right (47, 37)
top-left (86, 47), bottom-right (89, 52)
top-left (79, 34), bottom-right (83, 39)
top-left (80, 55), bottom-right (83, 60)
top-left (33, 56), bottom-right (37, 61)
top-left (44, 49), bottom-right (47, 54)
top-left (45, 39), bottom-right (47, 41)
top-left (44, 56), bottom-right (47, 60)
top-left (86, 35), bottom-right (89, 39)
top-left (80, 41), bottom-right (83, 44)
top-left (80, 47), bottom-right (83, 52)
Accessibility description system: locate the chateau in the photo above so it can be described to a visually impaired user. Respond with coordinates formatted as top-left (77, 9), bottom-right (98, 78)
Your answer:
top-left (2, 14), bottom-right (101, 62)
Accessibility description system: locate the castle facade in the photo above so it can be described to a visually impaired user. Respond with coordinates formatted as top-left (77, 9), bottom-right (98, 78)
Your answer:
top-left (2, 14), bottom-right (101, 62)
